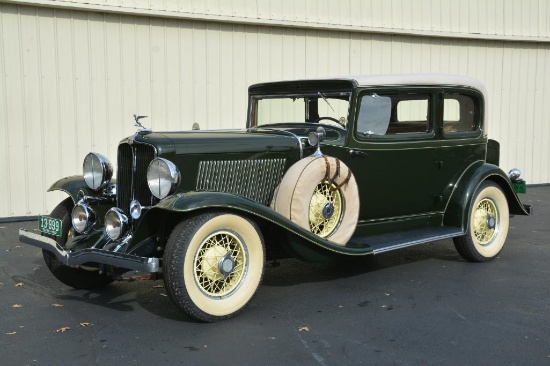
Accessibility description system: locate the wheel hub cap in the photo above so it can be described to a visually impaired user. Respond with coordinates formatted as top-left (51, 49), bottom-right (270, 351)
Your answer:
top-left (487, 214), bottom-right (496, 229)
top-left (322, 202), bottom-right (335, 219)
top-left (218, 252), bottom-right (235, 279)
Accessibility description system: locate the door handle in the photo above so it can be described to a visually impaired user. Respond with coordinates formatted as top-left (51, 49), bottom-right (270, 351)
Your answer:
top-left (349, 150), bottom-right (367, 157)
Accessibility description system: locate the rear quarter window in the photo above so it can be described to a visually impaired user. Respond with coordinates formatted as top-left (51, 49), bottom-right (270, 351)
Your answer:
top-left (443, 94), bottom-right (479, 133)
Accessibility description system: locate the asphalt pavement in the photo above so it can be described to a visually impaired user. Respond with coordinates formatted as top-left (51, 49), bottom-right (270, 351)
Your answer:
top-left (1, 187), bottom-right (549, 365)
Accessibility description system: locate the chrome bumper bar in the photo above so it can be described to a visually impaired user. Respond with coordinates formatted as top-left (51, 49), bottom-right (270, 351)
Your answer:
top-left (19, 229), bottom-right (160, 273)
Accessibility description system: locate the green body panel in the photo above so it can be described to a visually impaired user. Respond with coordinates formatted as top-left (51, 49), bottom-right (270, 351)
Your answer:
top-left (47, 175), bottom-right (100, 204)
top-left (128, 130), bottom-right (303, 193)
top-left (133, 130), bottom-right (301, 155)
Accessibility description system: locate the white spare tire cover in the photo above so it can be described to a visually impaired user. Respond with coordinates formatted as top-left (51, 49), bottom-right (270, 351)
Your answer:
top-left (271, 156), bottom-right (359, 246)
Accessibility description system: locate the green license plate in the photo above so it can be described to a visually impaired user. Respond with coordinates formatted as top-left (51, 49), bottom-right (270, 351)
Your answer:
top-left (39, 216), bottom-right (63, 237)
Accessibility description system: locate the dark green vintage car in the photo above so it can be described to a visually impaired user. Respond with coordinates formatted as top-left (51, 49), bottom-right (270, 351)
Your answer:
top-left (20, 74), bottom-right (531, 322)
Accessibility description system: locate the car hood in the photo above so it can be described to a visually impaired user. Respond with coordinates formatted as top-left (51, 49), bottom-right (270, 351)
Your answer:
top-left (129, 129), bottom-right (302, 156)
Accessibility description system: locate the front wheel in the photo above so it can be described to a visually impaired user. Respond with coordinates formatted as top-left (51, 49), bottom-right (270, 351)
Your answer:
top-left (453, 182), bottom-right (510, 262)
top-left (163, 212), bottom-right (265, 322)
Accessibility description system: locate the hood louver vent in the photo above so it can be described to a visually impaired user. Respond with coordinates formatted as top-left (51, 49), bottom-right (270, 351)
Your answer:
top-left (196, 159), bottom-right (286, 206)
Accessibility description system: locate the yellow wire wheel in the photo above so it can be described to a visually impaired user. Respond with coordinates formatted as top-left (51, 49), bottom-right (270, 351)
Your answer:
top-left (271, 155), bottom-right (359, 245)
top-left (473, 198), bottom-right (499, 245)
top-left (163, 212), bottom-right (265, 322)
top-left (309, 181), bottom-right (343, 238)
top-left (453, 181), bottom-right (509, 262)
top-left (193, 230), bottom-right (247, 297)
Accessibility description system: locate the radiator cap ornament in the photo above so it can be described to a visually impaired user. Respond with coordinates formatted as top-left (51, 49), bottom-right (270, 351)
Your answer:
top-left (133, 114), bottom-right (152, 134)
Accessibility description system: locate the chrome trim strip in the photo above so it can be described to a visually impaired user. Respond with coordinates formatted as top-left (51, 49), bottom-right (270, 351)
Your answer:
top-left (372, 230), bottom-right (463, 254)
top-left (19, 229), bottom-right (159, 273)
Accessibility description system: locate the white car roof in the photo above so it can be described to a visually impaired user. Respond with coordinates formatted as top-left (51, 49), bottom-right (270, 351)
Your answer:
top-left (349, 74), bottom-right (487, 97)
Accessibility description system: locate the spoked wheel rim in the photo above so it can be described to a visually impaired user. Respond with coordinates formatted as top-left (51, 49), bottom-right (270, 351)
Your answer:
top-left (473, 198), bottom-right (499, 245)
top-left (193, 230), bottom-right (247, 298)
top-left (309, 181), bottom-right (343, 238)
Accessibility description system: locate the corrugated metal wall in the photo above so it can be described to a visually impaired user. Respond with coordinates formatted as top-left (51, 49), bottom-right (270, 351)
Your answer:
top-left (15, 0), bottom-right (550, 40)
top-left (1, 1), bottom-right (549, 218)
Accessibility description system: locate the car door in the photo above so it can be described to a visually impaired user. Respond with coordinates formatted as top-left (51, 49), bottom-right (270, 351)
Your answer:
top-left (325, 88), bottom-right (444, 224)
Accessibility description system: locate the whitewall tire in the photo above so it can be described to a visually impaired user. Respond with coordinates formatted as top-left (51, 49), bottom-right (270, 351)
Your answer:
top-left (453, 181), bottom-right (510, 262)
top-left (163, 212), bottom-right (265, 322)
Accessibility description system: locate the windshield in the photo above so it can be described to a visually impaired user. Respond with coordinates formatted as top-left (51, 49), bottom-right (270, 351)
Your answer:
top-left (251, 92), bottom-right (351, 129)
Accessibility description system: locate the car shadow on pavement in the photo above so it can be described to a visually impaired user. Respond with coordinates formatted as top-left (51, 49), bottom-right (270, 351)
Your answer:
top-left (262, 239), bottom-right (463, 287)
top-left (20, 238), bottom-right (463, 322)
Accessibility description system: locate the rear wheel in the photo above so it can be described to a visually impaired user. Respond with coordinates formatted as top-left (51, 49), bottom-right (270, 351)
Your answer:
top-left (42, 198), bottom-right (113, 289)
top-left (453, 182), bottom-right (510, 262)
top-left (163, 212), bottom-right (265, 322)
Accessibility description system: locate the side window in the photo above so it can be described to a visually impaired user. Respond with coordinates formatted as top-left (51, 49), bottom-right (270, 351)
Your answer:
top-left (356, 94), bottom-right (392, 135)
top-left (443, 94), bottom-right (479, 133)
top-left (356, 93), bottom-right (430, 137)
top-left (397, 100), bottom-right (429, 123)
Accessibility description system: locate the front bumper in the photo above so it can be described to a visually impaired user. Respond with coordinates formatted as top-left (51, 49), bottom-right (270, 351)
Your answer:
top-left (19, 229), bottom-right (159, 273)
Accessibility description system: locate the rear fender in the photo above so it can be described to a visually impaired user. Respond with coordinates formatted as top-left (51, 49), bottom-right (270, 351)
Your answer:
top-left (444, 162), bottom-right (530, 231)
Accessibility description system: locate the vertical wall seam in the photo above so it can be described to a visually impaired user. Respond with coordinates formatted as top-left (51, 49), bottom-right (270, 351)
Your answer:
top-left (54, 8), bottom-right (62, 200)
top-left (148, 17), bottom-right (153, 122)
top-left (87, 13), bottom-right (94, 149)
top-left (164, 19), bottom-right (168, 129)
top-left (134, 17), bottom-right (139, 118)
top-left (17, 6), bottom-right (30, 216)
top-left (0, 5), bottom-right (13, 216)
top-left (103, 13), bottom-right (109, 153)
top-left (119, 15), bottom-right (124, 139)
top-left (36, 6), bottom-right (46, 214)
top-left (70, 11), bottom-right (78, 167)
top-left (191, 20), bottom-right (196, 128)
top-left (177, 19), bottom-right (182, 127)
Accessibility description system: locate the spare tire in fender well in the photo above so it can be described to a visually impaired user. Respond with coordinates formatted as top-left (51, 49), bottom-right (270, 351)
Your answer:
top-left (271, 155), bottom-right (359, 246)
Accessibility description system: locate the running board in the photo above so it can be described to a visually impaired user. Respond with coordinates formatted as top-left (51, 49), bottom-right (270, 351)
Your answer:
top-left (348, 226), bottom-right (464, 254)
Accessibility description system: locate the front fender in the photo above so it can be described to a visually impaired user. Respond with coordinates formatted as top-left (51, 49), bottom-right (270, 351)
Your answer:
top-left (151, 191), bottom-right (371, 256)
top-left (47, 175), bottom-right (97, 203)
top-left (444, 162), bottom-right (530, 230)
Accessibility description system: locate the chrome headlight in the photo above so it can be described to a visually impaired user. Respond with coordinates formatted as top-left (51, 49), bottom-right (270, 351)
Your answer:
top-left (71, 204), bottom-right (96, 234)
top-left (104, 208), bottom-right (129, 240)
top-left (83, 152), bottom-right (113, 191)
top-left (147, 158), bottom-right (180, 199)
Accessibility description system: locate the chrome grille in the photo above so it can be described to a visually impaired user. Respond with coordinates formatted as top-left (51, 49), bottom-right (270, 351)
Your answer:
top-left (116, 142), bottom-right (157, 213)
top-left (196, 159), bottom-right (286, 206)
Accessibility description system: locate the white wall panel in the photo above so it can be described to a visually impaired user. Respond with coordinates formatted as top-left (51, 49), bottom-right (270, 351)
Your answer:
top-left (0, 2), bottom-right (549, 219)
top-left (5, 0), bottom-right (550, 41)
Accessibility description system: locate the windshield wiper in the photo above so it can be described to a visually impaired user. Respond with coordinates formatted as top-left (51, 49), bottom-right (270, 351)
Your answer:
top-left (318, 92), bottom-right (334, 112)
